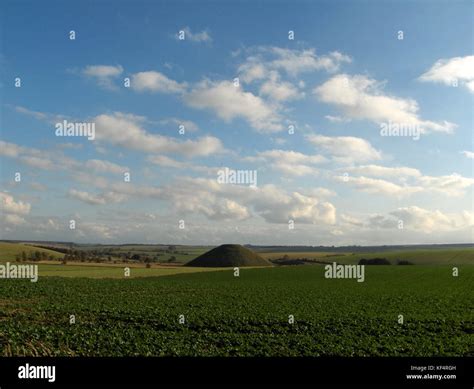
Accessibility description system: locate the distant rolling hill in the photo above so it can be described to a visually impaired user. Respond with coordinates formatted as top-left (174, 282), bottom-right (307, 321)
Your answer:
top-left (0, 242), bottom-right (65, 261)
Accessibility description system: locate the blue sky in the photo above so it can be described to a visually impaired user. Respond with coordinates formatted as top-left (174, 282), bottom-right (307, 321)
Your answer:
top-left (1, 0), bottom-right (473, 245)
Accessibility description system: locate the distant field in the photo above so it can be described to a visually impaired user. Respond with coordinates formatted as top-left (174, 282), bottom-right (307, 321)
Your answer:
top-left (260, 251), bottom-right (350, 260)
top-left (2, 242), bottom-right (472, 266)
top-left (0, 242), bottom-right (209, 264)
top-left (0, 242), bottom-right (64, 262)
top-left (34, 263), bottom-right (227, 278)
top-left (0, 265), bottom-right (471, 356)
top-left (260, 248), bottom-right (474, 265)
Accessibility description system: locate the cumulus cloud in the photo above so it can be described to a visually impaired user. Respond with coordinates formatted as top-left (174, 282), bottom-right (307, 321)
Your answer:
top-left (417, 174), bottom-right (474, 197)
top-left (82, 65), bottom-right (123, 89)
top-left (314, 74), bottom-right (456, 134)
top-left (0, 140), bottom-right (129, 174)
top-left (238, 61), bottom-right (267, 83)
top-left (337, 167), bottom-right (473, 197)
top-left (0, 192), bottom-right (31, 226)
top-left (340, 214), bottom-right (364, 227)
top-left (94, 112), bottom-right (224, 157)
top-left (419, 55), bottom-right (474, 93)
top-left (159, 117), bottom-right (199, 132)
top-left (461, 150), bottom-right (474, 159)
top-left (157, 177), bottom-right (337, 224)
top-left (0, 141), bottom-right (58, 170)
top-left (369, 206), bottom-right (474, 233)
top-left (306, 134), bottom-right (382, 163)
top-left (335, 175), bottom-right (423, 196)
top-left (270, 48), bottom-right (351, 76)
top-left (68, 189), bottom-right (127, 205)
top-left (184, 80), bottom-right (283, 132)
top-left (238, 47), bottom-right (352, 81)
top-left (1, 192), bottom-right (31, 215)
top-left (259, 71), bottom-right (304, 102)
top-left (131, 71), bottom-right (187, 94)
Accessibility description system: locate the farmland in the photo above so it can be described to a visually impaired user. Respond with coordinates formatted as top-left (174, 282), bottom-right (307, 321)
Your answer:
top-left (0, 243), bottom-right (64, 262)
top-left (0, 265), bottom-right (472, 357)
top-left (23, 263), bottom-right (226, 278)
top-left (260, 248), bottom-right (474, 265)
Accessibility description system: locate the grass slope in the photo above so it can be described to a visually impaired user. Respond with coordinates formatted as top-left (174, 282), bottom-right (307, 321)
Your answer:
top-left (0, 242), bottom-right (64, 262)
top-left (186, 244), bottom-right (272, 267)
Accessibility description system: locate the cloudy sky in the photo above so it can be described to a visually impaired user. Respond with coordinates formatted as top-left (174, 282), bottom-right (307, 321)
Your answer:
top-left (1, 0), bottom-right (473, 245)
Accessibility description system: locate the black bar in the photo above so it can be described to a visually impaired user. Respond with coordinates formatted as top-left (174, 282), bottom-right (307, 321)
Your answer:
top-left (0, 357), bottom-right (471, 388)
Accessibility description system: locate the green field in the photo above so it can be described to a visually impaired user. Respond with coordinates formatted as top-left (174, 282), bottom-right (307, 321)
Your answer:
top-left (33, 263), bottom-right (227, 278)
top-left (0, 242), bottom-right (64, 261)
top-left (71, 245), bottom-right (210, 263)
top-left (0, 265), bottom-right (472, 357)
top-left (261, 248), bottom-right (474, 265)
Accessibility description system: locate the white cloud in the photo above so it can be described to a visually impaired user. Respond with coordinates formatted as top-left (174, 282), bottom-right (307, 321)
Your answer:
top-left (148, 155), bottom-right (189, 169)
top-left (335, 175), bottom-right (423, 196)
top-left (94, 112), bottom-right (224, 157)
top-left (253, 149), bottom-right (326, 165)
top-left (159, 117), bottom-right (199, 132)
top-left (419, 55), bottom-right (474, 93)
top-left (0, 140), bottom-right (22, 158)
top-left (306, 134), bottom-right (382, 163)
top-left (259, 71), bottom-right (304, 102)
top-left (343, 164), bottom-right (422, 178)
top-left (68, 189), bottom-right (127, 205)
top-left (83, 65), bottom-right (123, 89)
top-left (1, 192), bottom-right (31, 215)
top-left (238, 61), bottom-right (267, 83)
top-left (4, 213), bottom-right (27, 225)
top-left (314, 74), bottom-right (456, 134)
top-left (270, 48), bottom-right (351, 76)
top-left (184, 80), bottom-right (283, 132)
top-left (238, 47), bottom-right (351, 81)
top-left (131, 71), bottom-right (187, 94)
top-left (325, 115), bottom-right (351, 123)
top-left (305, 187), bottom-right (337, 198)
top-left (461, 150), bottom-right (474, 159)
top-left (19, 156), bottom-right (56, 170)
top-left (272, 162), bottom-right (320, 177)
top-left (418, 174), bottom-right (474, 197)
top-left (0, 140), bottom-right (130, 174)
top-left (0, 192), bottom-right (31, 227)
top-left (340, 214), bottom-right (364, 227)
top-left (158, 177), bottom-right (337, 224)
top-left (370, 206), bottom-right (474, 233)
top-left (337, 168), bottom-right (473, 198)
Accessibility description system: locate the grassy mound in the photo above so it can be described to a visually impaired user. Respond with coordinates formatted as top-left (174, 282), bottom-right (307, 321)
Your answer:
top-left (186, 244), bottom-right (272, 267)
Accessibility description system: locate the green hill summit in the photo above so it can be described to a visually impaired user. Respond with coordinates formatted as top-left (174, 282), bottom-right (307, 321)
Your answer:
top-left (186, 244), bottom-right (272, 267)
